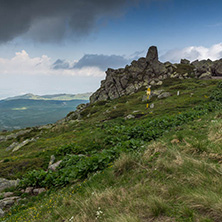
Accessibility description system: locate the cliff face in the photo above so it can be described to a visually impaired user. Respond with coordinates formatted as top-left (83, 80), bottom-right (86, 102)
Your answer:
top-left (90, 46), bottom-right (222, 103)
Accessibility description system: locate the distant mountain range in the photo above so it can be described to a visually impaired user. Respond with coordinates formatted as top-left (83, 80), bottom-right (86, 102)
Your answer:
top-left (0, 93), bottom-right (91, 131)
top-left (4, 92), bottom-right (92, 101)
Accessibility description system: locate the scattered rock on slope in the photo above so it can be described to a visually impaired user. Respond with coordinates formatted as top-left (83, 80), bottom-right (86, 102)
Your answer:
top-left (0, 178), bottom-right (20, 192)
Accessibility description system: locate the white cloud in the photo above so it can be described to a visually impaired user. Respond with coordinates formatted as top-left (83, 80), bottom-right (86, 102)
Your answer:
top-left (0, 50), bottom-right (105, 77)
top-left (160, 43), bottom-right (222, 63)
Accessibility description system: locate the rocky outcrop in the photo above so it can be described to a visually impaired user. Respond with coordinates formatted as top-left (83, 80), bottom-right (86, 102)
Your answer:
top-left (89, 46), bottom-right (222, 104)
top-left (6, 138), bottom-right (37, 152)
top-left (90, 46), bottom-right (171, 103)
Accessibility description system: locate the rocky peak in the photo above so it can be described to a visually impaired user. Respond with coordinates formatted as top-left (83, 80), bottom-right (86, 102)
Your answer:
top-left (146, 46), bottom-right (158, 63)
top-left (89, 45), bottom-right (222, 104)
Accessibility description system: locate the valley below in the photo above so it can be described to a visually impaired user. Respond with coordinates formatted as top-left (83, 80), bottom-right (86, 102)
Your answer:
top-left (0, 94), bottom-right (89, 131)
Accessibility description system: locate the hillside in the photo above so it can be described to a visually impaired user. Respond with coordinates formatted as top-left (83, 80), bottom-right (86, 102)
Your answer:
top-left (0, 46), bottom-right (221, 221)
top-left (4, 93), bottom-right (92, 101)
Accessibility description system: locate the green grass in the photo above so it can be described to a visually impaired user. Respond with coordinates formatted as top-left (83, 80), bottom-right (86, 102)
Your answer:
top-left (0, 78), bottom-right (221, 221)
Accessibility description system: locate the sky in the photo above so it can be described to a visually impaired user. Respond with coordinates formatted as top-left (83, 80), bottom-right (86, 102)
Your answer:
top-left (1, 0), bottom-right (222, 99)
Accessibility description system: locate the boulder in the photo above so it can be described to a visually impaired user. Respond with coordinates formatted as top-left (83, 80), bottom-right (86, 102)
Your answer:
top-left (212, 59), bottom-right (222, 76)
top-left (6, 142), bottom-right (19, 151)
top-left (152, 90), bottom-right (164, 97)
top-left (150, 80), bottom-right (156, 86)
top-left (0, 208), bottom-right (4, 217)
top-left (199, 72), bottom-right (212, 79)
top-left (0, 136), bottom-right (5, 142)
top-left (12, 138), bottom-right (36, 152)
top-left (3, 129), bottom-right (32, 142)
top-left (125, 114), bottom-right (135, 120)
top-left (158, 92), bottom-right (171, 99)
top-left (3, 192), bottom-right (14, 198)
top-left (0, 178), bottom-right (20, 192)
top-left (156, 81), bottom-right (163, 86)
top-left (180, 59), bottom-right (190, 64)
top-left (191, 59), bottom-right (213, 77)
top-left (0, 196), bottom-right (20, 209)
top-left (33, 188), bottom-right (46, 195)
top-left (164, 61), bottom-right (172, 67)
top-left (48, 160), bottom-right (62, 171)
top-left (25, 187), bottom-right (34, 194)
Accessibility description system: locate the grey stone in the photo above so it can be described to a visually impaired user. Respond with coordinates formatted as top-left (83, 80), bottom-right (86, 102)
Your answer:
top-left (212, 59), bottom-right (222, 76)
top-left (33, 188), bottom-right (46, 195)
top-left (48, 160), bottom-right (62, 171)
top-left (125, 114), bottom-right (135, 120)
top-left (152, 90), bottom-right (164, 97)
top-left (158, 92), bottom-right (171, 99)
top-left (199, 72), bottom-right (212, 79)
top-left (4, 129), bottom-right (32, 142)
top-left (150, 80), bottom-right (156, 86)
top-left (0, 196), bottom-right (20, 209)
top-left (172, 64), bottom-right (177, 69)
top-left (156, 81), bottom-right (163, 86)
top-left (12, 138), bottom-right (36, 152)
top-left (0, 178), bottom-right (20, 192)
top-left (48, 155), bottom-right (55, 167)
top-left (3, 192), bottom-right (14, 198)
top-left (125, 84), bottom-right (136, 95)
top-left (0, 208), bottom-right (4, 217)
top-left (6, 142), bottom-right (19, 151)
top-left (170, 73), bottom-right (179, 78)
top-left (164, 61), bottom-right (172, 67)
top-left (0, 136), bottom-right (5, 142)
top-left (37, 124), bottom-right (53, 130)
top-left (25, 187), bottom-right (34, 194)
top-left (181, 59), bottom-right (190, 64)
top-left (191, 59), bottom-right (213, 76)
top-left (146, 46), bottom-right (158, 63)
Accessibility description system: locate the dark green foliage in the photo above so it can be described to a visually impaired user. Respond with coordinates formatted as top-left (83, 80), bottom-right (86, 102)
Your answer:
top-left (108, 108), bottom-right (126, 119)
top-left (56, 143), bottom-right (80, 156)
top-left (210, 81), bottom-right (222, 101)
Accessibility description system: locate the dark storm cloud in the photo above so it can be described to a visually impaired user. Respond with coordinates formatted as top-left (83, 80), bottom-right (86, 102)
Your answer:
top-left (0, 0), bottom-right (137, 42)
top-left (73, 54), bottom-right (130, 70)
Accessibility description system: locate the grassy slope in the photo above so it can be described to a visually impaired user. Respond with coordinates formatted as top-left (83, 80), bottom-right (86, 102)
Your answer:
top-left (0, 78), bottom-right (221, 221)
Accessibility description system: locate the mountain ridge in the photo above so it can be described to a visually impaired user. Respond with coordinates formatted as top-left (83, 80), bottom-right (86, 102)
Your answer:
top-left (3, 92), bottom-right (92, 101)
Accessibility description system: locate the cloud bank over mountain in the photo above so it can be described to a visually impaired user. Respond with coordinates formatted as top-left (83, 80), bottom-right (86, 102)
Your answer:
top-left (1, 43), bottom-right (222, 78)
top-left (160, 43), bottom-right (222, 63)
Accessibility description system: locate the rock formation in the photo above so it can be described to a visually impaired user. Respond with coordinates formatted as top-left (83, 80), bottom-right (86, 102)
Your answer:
top-left (90, 46), bottom-right (168, 103)
top-left (90, 46), bottom-right (222, 104)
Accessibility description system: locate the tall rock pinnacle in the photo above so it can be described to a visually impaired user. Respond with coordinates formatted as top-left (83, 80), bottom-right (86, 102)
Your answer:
top-left (146, 46), bottom-right (158, 63)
